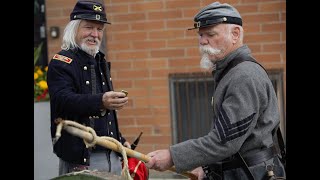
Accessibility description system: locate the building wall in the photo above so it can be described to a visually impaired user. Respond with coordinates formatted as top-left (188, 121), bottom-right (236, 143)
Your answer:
top-left (45, 0), bottom-right (286, 154)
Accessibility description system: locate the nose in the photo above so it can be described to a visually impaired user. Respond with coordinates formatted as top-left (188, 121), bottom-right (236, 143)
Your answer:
top-left (199, 36), bottom-right (208, 46)
top-left (90, 28), bottom-right (99, 37)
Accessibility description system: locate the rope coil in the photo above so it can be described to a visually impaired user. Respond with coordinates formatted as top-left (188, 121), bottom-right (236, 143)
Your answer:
top-left (55, 119), bottom-right (132, 180)
top-left (55, 119), bottom-right (198, 180)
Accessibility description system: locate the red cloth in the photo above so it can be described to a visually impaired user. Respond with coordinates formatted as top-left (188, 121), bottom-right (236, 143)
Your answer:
top-left (123, 157), bottom-right (149, 180)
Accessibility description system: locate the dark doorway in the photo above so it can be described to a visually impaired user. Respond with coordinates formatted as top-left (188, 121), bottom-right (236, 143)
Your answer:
top-left (34, 0), bottom-right (48, 67)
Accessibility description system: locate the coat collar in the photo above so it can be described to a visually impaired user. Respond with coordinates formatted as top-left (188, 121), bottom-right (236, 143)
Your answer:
top-left (212, 45), bottom-right (251, 80)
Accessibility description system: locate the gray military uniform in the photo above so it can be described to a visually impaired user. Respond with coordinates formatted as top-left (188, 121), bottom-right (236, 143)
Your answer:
top-left (170, 45), bottom-right (285, 179)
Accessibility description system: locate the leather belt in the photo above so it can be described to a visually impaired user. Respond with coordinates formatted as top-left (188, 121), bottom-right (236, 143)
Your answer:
top-left (208, 146), bottom-right (277, 171)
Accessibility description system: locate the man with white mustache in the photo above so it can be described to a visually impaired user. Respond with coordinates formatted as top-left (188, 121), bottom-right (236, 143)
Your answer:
top-left (47, 0), bottom-right (131, 176)
top-left (146, 2), bottom-right (286, 180)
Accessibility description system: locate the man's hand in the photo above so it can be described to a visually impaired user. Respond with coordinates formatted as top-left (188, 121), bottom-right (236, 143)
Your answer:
top-left (145, 149), bottom-right (174, 171)
top-left (190, 166), bottom-right (205, 180)
top-left (102, 91), bottom-right (128, 110)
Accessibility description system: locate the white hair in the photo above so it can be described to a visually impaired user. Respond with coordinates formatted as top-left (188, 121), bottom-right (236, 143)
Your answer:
top-left (61, 20), bottom-right (81, 50)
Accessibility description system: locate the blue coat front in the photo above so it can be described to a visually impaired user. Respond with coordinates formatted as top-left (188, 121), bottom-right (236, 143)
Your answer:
top-left (47, 48), bottom-right (126, 165)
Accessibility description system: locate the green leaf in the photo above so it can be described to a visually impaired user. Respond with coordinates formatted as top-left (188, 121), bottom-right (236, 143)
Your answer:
top-left (34, 42), bottom-right (43, 66)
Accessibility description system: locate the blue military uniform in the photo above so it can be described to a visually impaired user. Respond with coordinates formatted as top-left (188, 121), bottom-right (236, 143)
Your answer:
top-left (47, 48), bottom-right (126, 165)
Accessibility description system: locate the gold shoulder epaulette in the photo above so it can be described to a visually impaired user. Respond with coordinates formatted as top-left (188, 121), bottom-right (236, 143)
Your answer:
top-left (52, 54), bottom-right (73, 64)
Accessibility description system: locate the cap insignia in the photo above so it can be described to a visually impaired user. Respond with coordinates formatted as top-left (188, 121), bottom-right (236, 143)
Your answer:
top-left (53, 54), bottom-right (73, 64)
top-left (96, 14), bottom-right (101, 20)
top-left (195, 21), bottom-right (200, 28)
top-left (93, 5), bottom-right (102, 12)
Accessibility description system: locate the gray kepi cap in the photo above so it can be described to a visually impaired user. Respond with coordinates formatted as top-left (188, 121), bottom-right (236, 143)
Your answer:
top-left (188, 2), bottom-right (242, 30)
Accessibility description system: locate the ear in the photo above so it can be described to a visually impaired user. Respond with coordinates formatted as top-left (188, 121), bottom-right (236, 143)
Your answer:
top-left (231, 26), bottom-right (240, 43)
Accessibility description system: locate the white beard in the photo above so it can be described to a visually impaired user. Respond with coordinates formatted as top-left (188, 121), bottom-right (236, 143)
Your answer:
top-left (199, 45), bottom-right (221, 71)
top-left (200, 54), bottom-right (214, 71)
top-left (80, 38), bottom-right (101, 57)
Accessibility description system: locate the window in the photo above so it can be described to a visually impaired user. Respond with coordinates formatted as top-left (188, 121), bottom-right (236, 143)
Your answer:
top-left (169, 70), bottom-right (286, 144)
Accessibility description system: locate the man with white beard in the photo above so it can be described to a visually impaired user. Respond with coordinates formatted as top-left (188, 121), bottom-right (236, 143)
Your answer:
top-left (145, 2), bottom-right (286, 180)
top-left (47, 0), bottom-right (131, 176)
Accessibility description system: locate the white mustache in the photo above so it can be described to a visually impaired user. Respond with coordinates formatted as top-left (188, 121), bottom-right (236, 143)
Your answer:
top-left (199, 45), bottom-right (221, 55)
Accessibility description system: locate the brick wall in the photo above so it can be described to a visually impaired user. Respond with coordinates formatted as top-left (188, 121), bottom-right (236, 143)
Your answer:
top-left (45, 0), bottom-right (286, 154)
